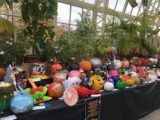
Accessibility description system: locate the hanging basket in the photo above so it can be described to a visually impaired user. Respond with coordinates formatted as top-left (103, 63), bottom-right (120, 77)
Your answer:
top-left (128, 0), bottom-right (138, 7)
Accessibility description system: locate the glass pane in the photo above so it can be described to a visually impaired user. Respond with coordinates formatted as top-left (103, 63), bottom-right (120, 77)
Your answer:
top-left (154, 3), bottom-right (159, 9)
top-left (138, 6), bottom-right (144, 15)
top-left (84, 0), bottom-right (95, 4)
top-left (13, 3), bottom-right (21, 17)
top-left (70, 25), bottom-right (77, 32)
top-left (0, 5), bottom-right (10, 14)
top-left (97, 13), bottom-right (103, 27)
top-left (151, 0), bottom-right (156, 3)
top-left (125, 3), bottom-right (132, 14)
top-left (149, 5), bottom-right (153, 11)
top-left (158, 31), bottom-right (160, 36)
top-left (83, 9), bottom-right (93, 20)
top-left (115, 0), bottom-right (126, 12)
top-left (131, 6), bottom-right (140, 16)
top-left (108, 0), bottom-right (117, 10)
top-left (57, 2), bottom-right (70, 24)
top-left (99, 2), bottom-right (105, 7)
top-left (136, 0), bottom-right (142, 5)
top-left (106, 15), bottom-right (113, 23)
top-left (71, 6), bottom-right (82, 25)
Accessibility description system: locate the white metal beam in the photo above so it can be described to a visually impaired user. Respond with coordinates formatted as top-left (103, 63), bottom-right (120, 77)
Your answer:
top-left (58, 0), bottom-right (136, 20)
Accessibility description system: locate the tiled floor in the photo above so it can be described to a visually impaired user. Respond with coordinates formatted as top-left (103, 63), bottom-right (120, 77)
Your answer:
top-left (140, 109), bottom-right (160, 120)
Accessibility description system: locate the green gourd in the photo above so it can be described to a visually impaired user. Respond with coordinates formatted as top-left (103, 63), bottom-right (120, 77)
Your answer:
top-left (115, 80), bottom-right (126, 90)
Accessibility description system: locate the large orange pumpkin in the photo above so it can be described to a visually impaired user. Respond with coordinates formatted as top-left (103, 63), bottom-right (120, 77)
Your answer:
top-left (79, 61), bottom-right (92, 71)
top-left (48, 82), bottom-right (64, 98)
top-left (0, 68), bottom-right (5, 81)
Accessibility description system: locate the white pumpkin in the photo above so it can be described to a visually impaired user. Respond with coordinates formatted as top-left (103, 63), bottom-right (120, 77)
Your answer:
top-left (104, 82), bottom-right (114, 91)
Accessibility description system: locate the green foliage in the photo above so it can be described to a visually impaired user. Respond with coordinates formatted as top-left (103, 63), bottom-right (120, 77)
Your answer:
top-left (0, 16), bottom-right (15, 33)
top-left (0, 0), bottom-right (24, 66)
top-left (104, 9), bottom-right (159, 56)
top-left (54, 11), bottom-right (97, 63)
top-left (21, 0), bottom-right (57, 59)
top-left (21, 0), bottom-right (57, 22)
top-left (0, 39), bottom-right (26, 66)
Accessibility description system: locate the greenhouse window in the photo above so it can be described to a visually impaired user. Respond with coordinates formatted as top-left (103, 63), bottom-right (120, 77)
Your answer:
top-left (108, 0), bottom-right (118, 10)
top-left (71, 6), bottom-right (82, 25)
top-left (125, 3), bottom-right (132, 14)
top-left (115, 0), bottom-right (126, 12)
top-left (57, 2), bottom-right (70, 24)
top-left (84, 0), bottom-right (95, 4)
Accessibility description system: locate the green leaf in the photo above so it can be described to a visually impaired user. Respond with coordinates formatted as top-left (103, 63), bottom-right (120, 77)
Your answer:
top-left (0, 16), bottom-right (16, 33)
top-left (0, 0), bottom-right (6, 7)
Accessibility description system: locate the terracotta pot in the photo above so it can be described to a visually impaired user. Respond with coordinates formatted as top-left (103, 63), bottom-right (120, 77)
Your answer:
top-left (0, 67), bottom-right (5, 81)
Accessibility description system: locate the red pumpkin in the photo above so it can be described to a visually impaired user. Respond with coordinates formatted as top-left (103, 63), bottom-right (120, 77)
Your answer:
top-left (79, 61), bottom-right (92, 71)
top-left (0, 68), bottom-right (5, 81)
top-left (138, 58), bottom-right (151, 67)
top-left (48, 82), bottom-right (64, 98)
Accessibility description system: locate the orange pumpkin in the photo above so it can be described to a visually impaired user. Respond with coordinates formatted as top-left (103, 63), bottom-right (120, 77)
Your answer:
top-left (121, 60), bottom-right (129, 68)
top-left (80, 72), bottom-right (87, 79)
top-left (52, 58), bottom-right (62, 74)
top-left (79, 61), bottom-right (92, 71)
top-left (48, 82), bottom-right (64, 98)
top-left (125, 78), bottom-right (135, 86)
top-left (0, 68), bottom-right (5, 81)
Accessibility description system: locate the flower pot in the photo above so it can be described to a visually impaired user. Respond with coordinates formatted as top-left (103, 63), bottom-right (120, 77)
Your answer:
top-left (0, 67), bottom-right (5, 81)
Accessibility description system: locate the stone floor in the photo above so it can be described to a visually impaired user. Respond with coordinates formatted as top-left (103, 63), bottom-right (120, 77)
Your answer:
top-left (140, 109), bottom-right (160, 120)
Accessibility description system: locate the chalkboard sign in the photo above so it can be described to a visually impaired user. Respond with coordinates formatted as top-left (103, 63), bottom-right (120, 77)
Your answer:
top-left (85, 97), bottom-right (101, 120)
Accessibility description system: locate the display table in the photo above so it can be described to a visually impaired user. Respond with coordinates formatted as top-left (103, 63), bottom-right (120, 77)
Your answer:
top-left (1, 81), bottom-right (160, 120)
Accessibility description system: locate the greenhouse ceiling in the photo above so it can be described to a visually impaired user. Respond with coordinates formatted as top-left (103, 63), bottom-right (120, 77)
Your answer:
top-left (0, 0), bottom-right (160, 33)
top-left (57, 0), bottom-right (160, 32)
top-left (58, 0), bottom-right (160, 17)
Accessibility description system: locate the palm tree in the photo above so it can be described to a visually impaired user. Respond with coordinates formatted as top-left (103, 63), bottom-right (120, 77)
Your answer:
top-left (0, 16), bottom-right (15, 33)
top-left (0, 0), bottom-right (16, 33)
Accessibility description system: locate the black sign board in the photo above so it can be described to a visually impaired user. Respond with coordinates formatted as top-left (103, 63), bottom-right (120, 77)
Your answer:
top-left (85, 96), bottom-right (101, 120)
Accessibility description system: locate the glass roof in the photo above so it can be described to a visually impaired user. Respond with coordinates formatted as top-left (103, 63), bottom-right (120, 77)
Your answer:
top-left (84, 0), bottom-right (95, 4)
top-left (0, 0), bottom-right (160, 33)
top-left (57, 0), bottom-right (160, 25)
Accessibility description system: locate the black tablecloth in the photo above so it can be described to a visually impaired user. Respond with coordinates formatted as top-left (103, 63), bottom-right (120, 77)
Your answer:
top-left (2, 81), bottom-right (160, 120)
